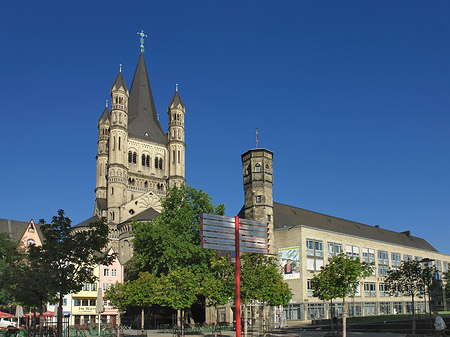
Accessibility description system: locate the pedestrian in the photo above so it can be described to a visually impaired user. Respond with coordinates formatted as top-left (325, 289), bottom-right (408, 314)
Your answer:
top-left (433, 311), bottom-right (447, 337)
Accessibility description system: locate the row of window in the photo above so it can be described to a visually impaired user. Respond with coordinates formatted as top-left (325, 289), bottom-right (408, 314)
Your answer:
top-left (103, 268), bottom-right (117, 277)
top-left (128, 151), bottom-right (163, 169)
top-left (283, 301), bottom-right (425, 321)
top-left (305, 238), bottom-right (449, 275)
top-left (307, 280), bottom-right (395, 298)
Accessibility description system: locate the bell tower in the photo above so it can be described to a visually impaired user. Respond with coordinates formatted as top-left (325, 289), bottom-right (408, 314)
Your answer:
top-left (241, 148), bottom-right (274, 252)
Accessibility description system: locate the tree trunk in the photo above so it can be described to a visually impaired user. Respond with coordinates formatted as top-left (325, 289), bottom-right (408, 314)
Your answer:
top-left (181, 309), bottom-right (185, 337)
top-left (57, 294), bottom-right (63, 337)
top-left (117, 311), bottom-right (121, 337)
top-left (243, 303), bottom-right (248, 337)
top-left (177, 308), bottom-right (181, 337)
top-left (330, 300), bottom-right (335, 335)
top-left (411, 294), bottom-right (416, 336)
top-left (263, 304), bottom-right (267, 337)
top-left (342, 298), bottom-right (347, 337)
top-left (38, 306), bottom-right (44, 337)
top-left (141, 308), bottom-right (145, 336)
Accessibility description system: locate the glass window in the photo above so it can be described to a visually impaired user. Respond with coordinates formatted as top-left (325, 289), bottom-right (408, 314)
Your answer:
top-left (307, 279), bottom-right (314, 296)
top-left (91, 283), bottom-right (97, 291)
top-left (306, 239), bottom-right (314, 256)
top-left (404, 254), bottom-right (413, 262)
top-left (103, 269), bottom-right (109, 277)
top-left (364, 302), bottom-right (377, 316)
top-left (90, 299), bottom-right (96, 306)
top-left (379, 302), bottom-right (392, 315)
top-left (391, 253), bottom-right (401, 267)
top-left (255, 163), bottom-right (261, 172)
top-left (364, 282), bottom-right (376, 297)
top-left (73, 299), bottom-right (81, 306)
top-left (111, 269), bottom-right (117, 277)
top-left (82, 299), bottom-right (89, 306)
top-left (307, 304), bottom-right (325, 320)
top-left (82, 283), bottom-right (89, 291)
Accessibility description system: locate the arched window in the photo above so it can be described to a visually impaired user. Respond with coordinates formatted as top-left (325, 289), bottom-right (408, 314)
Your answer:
top-left (246, 165), bottom-right (250, 176)
top-left (172, 150), bottom-right (175, 164)
top-left (128, 151), bottom-right (132, 163)
top-left (255, 163), bottom-right (261, 172)
top-left (111, 187), bottom-right (114, 195)
top-left (27, 239), bottom-right (35, 246)
top-left (118, 137), bottom-right (121, 150)
top-left (146, 155), bottom-right (150, 167)
top-left (265, 164), bottom-right (270, 173)
top-left (133, 152), bottom-right (137, 164)
top-left (144, 181), bottom-right (148, 188)
top-left (142, 154), bottom-right (146, 166)
top-left (155, 157), bottom-right (159, 169)
top-left (159, 158), bottom-right (163, 169)
top-left (178, 151), bottom-right (180, 163)
top-left (28, 224), bottom-right (34, 232)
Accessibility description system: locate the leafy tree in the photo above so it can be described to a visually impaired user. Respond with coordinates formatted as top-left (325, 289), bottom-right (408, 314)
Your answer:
top-left (240, 253), bottom-right (292, 335)
top-left (385, 260), bottom-right (425, 336)
top-left (32, 210), bottom-right (110, 337)
top-left (154, 268), bottom-right (200, 335)
top-left (0, 233), bottom-right (20, 306)
top-left (131, 184), bottom-right (225, 277)
top-left (310, 253), bottom-right (373, 337)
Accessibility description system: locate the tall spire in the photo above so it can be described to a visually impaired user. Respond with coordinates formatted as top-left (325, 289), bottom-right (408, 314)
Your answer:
top-left (128, 52), bottom-right (166, 143)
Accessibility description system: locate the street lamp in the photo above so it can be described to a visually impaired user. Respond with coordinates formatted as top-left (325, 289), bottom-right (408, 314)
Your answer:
top-left (420, 258), bottom-right (435, 335)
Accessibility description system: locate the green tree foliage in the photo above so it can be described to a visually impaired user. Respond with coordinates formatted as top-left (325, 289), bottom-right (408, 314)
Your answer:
top-left (240, 253), bottom-right (292, 306)
top-left (131, 185), bottom-right (225, 277)
top-left (154, 268), bottom-right (200, 332)
top-left (385, 259), bottom-right (425, 336)
top-left (20, 210), bottom-right (109, 337)
top-left (310, 253), bottom-right (373, 337)
top-left (0, 233), bottom-right (20, 306)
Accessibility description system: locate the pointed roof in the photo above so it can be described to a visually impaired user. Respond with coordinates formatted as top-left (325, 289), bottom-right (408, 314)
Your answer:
top-left (110, 71), bottom-right (128, 92)
top-left (98, 107), bottom-right (110, 124)
top-left (169, 90), bottom-right (184, 109)
top-left (128, 53), bottom-right (167, 144)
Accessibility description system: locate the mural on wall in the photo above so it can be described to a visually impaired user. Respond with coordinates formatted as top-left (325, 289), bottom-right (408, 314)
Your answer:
top-left (278, 247), bottom-right (300, 279)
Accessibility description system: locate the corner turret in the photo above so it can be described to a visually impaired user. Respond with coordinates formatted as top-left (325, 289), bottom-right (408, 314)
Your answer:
top-left (167, 85), bottom-right (186, 187)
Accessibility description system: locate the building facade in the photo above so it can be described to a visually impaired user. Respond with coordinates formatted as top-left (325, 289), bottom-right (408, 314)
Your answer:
top-left (239, 148), bottom-right (450, 322)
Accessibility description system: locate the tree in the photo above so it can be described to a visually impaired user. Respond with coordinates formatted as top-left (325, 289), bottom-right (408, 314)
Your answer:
top-left (385, 260), bottom-right (425, 336)
top-left (240, 253), bottom-right (292, 335)
top-left (131, 185), bottom-right (225, 330)
top-left (310, 253), bottom-right (373, 337)
top-left (31, 210), bottom-right (110, 337)
top-left (154, 268), bottom-right (200, 335)
top-left (132, 185), bottom-right (225, 277)
top-left (0, 233), bottom-right (20, 306)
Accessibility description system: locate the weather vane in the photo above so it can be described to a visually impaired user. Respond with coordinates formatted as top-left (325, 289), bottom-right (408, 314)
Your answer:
top-left (137, 30), bottom-right (148, 52)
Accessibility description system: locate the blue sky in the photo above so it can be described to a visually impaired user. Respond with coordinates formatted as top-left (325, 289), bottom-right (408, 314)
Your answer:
top-left (1, 1), bottom-right (449, 254)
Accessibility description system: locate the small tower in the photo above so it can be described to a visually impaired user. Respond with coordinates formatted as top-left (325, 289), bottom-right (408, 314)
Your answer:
top-left (241, 148), bottom-right (275, 253)
top-left (167, 85), bottom-right (186, 187)
top-left (107, 69), bottom-right (130, 223)
top-left (95, 104), bottom-right (110, 206)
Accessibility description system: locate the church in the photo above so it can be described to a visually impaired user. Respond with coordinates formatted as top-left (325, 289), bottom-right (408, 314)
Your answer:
top-left (74, 37), bottom-right (185, 264)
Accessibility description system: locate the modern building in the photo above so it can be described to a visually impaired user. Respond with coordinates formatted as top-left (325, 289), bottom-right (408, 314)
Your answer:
top-left (74, 35), bottom-right (185, 264)
top-left (239, 148), bottom-right (450, 322)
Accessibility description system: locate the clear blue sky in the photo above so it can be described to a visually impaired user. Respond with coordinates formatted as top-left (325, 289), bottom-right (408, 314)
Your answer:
top-left (1, 1), bottom-right (449, 254)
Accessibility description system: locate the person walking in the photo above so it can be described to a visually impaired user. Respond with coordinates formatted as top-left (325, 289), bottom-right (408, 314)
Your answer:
top-left (434, 311), bottom-right (447, 337)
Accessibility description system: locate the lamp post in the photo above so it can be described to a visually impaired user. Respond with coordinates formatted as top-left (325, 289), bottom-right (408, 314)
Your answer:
top-left (420, 258), bottom-right (434, 336)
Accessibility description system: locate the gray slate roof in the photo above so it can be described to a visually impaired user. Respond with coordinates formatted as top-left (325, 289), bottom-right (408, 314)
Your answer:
top-left (127, 53), bottom-right (167, 144)
top-left (98, 107), bottom-right (110, 123)
top-left (0, 218), bottom-right (41, 242)
top-left (72, 215), bottom-right (100, 229)
top-left (111, 72), bottom-right (128, 93)
top-left (169, 91), bottom-right (184, 109)
top-left (125, 208), bottom-right (160, 223)
top-left (271, 202), bottom-right (437, 252)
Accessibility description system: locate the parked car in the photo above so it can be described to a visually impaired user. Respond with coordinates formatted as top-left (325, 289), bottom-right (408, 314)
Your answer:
top-left (0, 318), bottom-right (18, 328)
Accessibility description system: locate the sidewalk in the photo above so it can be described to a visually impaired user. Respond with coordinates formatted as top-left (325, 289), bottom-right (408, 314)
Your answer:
top-left (122, 329), bottom-right (408, 337)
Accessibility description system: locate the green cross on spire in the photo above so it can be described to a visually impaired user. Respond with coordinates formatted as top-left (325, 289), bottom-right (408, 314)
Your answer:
top-left (137, 30), bottom-right (148, 52)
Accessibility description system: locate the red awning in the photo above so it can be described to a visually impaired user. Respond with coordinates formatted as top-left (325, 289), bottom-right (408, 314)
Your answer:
top-left (24, 311), bottom-right (54, 318)
top-left (0, 311), bottom-right (15, 319)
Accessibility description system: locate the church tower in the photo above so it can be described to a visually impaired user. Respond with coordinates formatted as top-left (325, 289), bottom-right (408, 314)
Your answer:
top-left (107, 69), bottom-right (129, 223)
top-left (241, 148), bottom-right (275, 253)
top-left (95, 104), bottom-right (110, 210)
top-left (167, 86), bottom-right (186, 187)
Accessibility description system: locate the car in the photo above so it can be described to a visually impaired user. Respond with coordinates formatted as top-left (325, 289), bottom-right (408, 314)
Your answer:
top-left (0, 318), bottom-right (18, 328)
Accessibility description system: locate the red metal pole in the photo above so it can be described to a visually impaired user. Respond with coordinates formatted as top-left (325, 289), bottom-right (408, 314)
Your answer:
top-left (235, 216), bottom-right (241, 337)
